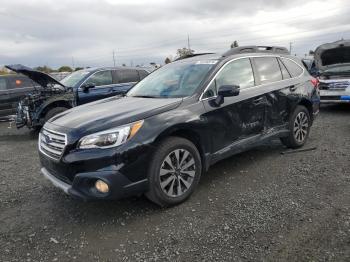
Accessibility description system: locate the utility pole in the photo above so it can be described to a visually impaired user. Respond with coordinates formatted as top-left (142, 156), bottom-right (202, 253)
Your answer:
top-left (289, 42), bottom-right (292, 54)
top-left (71, 56), bottom-right (75, 70)
top-left (187, 34), bottom-right (191, 51)
top-left (112, 50), bottom-right (116, 67)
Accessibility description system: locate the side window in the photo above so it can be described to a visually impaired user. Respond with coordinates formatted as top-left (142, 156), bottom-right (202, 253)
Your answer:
top-left (117, 70), bottom-right (140, 83)
top-left (85, 71), bottom-right (113, 86)
top-left (138, 70), bottom-right (148, 80)
top-left (281, 58), bottom-right (303, 77)
top-left (254, 57), bottom-right (282, 84)
top-left (203, 58), bottom-right (254, 98)
top-left (277, 58), bottom-right (291, 79)
top-left (0, 78), bottom-right (7, 91)
top-left (8, 76), bottom-right (33, 89)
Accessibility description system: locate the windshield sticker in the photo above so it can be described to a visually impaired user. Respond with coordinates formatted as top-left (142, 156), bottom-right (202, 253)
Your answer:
top-left (195, 60), bottom-right (218, 65)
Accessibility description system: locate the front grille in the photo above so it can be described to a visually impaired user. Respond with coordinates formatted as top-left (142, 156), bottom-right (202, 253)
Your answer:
top-left (39, 128), bottom-right (67, 161)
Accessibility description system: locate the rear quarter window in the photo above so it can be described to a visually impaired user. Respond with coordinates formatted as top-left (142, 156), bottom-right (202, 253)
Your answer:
top-left (281, 58), bottom-right (303, 77)
top-left (254, 57), bottom-right (282, 84)
top-left (117, 70), bottom-right (140, 83)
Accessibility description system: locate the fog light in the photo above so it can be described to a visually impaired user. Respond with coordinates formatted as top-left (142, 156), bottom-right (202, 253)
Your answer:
top-left (95, 180), bottom-right (109, 193)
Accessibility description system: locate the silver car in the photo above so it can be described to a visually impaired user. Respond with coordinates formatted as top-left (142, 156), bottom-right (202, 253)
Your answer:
top-left (315, 40), bottom-right (350, 103)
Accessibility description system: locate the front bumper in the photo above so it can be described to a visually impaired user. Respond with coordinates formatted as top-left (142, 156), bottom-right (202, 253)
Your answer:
top-left (41, 166), bottom-right (148, 201)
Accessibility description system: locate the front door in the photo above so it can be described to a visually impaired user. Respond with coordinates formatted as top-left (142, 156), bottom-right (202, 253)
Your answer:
top-left (78, 70), bottom-right (115, 105)
top-left (201, 58), bottom-right (265, 154)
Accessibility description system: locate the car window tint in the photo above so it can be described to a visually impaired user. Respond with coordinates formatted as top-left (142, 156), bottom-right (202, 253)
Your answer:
top-left (203, 58), bottom-right (254, 98)
top-left (117, 70), bottom-right (140, 83)
top-left (254, 57), bottom-right (282, 84)
top-left (85, 71), bottom-right (113, 86)
top-left (8, 76), bottom-right (33, 89)
top-left (138, 70), bottom-right (148, 80)
top-left (281, 58), bottom-right (303, 77)
top-left (0, 78), bottom-right (7, 91)
top-left (278, 58), bottom-right (291, 79)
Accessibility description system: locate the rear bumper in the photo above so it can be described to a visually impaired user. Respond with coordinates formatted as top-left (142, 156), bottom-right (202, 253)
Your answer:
top-left (41, 166), bottom-right (148, 201)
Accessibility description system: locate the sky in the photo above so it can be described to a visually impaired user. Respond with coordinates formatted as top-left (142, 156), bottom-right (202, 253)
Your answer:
top-left (0, 0), bottom-right (349, 68)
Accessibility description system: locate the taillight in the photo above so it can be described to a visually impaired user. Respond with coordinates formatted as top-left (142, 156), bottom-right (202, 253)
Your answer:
top-left (311, 78), bottom-right (319, 89)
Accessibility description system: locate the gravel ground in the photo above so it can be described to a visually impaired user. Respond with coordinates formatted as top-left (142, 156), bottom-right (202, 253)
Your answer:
top-left (0, 104), bottom-right (349, 262)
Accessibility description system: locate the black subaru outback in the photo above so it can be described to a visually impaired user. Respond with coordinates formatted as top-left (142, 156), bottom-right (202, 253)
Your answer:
top-left (39, 46), bottom-right (320, 206)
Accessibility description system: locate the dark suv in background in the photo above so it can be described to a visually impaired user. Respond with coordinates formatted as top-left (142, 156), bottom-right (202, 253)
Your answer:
top-left (0, 74), bottom-right (37, 119)
top-left (6, 65), bottom-right (149, 128)
top-left (39, 46), bottom-right (320, 207)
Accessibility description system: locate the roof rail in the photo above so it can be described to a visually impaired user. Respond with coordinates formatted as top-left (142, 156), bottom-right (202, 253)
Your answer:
top-left (222, 46), bottom-right (290, 57)
top-left (174, 53), bottom-right (215, 61)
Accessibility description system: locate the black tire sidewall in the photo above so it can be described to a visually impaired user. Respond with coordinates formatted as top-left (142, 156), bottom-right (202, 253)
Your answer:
top-left (44, 107), bottom-right (68, 122)
top-left (289, 105), bottom-right (311, 147)
top-left (147, 137), bottom-right (202, 206)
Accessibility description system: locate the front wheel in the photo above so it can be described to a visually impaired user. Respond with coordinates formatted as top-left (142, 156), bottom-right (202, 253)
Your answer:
top-left (280, 105), bottom-right (311, 148)
top-left (145, 137), bottom-right (202, 207)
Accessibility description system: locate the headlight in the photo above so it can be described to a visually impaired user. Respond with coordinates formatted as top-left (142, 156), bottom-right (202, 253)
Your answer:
top-left (78, 120), bottom-right (144, 149)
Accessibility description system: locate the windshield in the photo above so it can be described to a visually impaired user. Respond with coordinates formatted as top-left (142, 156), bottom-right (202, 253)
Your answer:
top-left (60, 70), bottom-right (91, 87)
top-left (323, 65), bottom-right (350, 74)
top-left (127, 61), bottom-right (216, 98)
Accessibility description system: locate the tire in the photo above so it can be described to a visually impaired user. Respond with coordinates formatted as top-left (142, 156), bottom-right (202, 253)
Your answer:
top-left (280, 105), bottom-right (311, 149)
top-left (44, 107), bottom-right (68, 122)
top-left (145, 137), bottom-right (202, 207)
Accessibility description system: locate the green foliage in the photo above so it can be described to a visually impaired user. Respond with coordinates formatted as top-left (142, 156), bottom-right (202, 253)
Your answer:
top-left (176, 47), bottom-right (195, 58)
top-left (58, 66), bottom-right (73, 72)
top-left (34, 66), bottom-right (53, 73)
top-left (164, 57), bottom-right (172, 64)
top-left (230, 41), bottom-right (239, 48)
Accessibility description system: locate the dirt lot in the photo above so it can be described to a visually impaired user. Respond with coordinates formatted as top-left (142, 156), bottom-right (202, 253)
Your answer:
top-left (0, 105), bottom-right (349, 262)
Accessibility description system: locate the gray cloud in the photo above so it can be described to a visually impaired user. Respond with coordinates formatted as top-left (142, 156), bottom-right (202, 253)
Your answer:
top-left (0, 0), bottom-right (349, 68)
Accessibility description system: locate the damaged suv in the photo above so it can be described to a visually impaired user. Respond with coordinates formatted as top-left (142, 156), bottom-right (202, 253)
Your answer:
top-left (314, 40), bottom-right (350, 103)
top-left (6, 65), bottom-right (149, 128)
top-left (39, 46), bottom-right (320, 206)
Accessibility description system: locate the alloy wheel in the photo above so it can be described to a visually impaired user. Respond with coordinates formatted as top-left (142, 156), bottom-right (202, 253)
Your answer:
top-left (293, 111), bottom-right (309, 143)
top-left (159, 149), bottom-right (196, 197)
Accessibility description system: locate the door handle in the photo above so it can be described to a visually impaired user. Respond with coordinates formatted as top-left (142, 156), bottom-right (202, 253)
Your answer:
top-left (289, 85), bottom-right (297, 91)
top-left (253, 97), bottom-right (264, 105)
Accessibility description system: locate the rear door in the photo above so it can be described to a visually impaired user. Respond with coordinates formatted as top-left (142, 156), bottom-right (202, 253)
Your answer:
top-left (0, 77), bottom-right (10, 117)
top-left (78, 70), bottom-right (114, 104)
top-left (5, 76), bottom-right (36, 115)
top-left (113, 69), bottom-right (140, 94)
top-left (201, 58), bottom-right (265, 154)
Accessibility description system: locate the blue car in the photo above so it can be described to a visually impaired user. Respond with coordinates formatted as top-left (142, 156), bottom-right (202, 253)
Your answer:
top-left (5, 65), bottom-right (149, 128)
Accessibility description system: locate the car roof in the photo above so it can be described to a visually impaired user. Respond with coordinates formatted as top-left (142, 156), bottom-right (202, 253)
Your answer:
top-left (84, 66), bottom-right (149, 73)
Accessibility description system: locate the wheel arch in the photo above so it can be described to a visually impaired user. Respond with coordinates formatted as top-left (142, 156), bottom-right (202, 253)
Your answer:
top-left (153, 126), bottom-right (209, 172)
top-left (38, 100), bottom-right (73, 119)
top-left (298, 98), bottom-right (314, 123)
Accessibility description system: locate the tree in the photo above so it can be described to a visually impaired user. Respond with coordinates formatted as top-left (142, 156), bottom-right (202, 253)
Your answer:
top-left (230, 41), bottom-right (239, 49)
top-left (176, 47), bottom-right (195, 58)
top-left (74, 67), bottom-right (84, 71)
top-left (58, 66), bottom-right (73, 72)
top-left (122, 64), bottom-right (126, 67)
top-left (309, 50), bottom-right (315, 55)
top-left (35, 66), bottom-right (53, 73)
top-left (164, 57), bottom-right (172, 64)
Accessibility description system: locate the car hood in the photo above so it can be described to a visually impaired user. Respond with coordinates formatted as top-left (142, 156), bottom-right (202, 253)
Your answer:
top-left (314, 40), bottom-right (350, 72)
top-left (48, 96), bottom-right (183, 134)
top-left (5, 64), bottom-right (65, 89)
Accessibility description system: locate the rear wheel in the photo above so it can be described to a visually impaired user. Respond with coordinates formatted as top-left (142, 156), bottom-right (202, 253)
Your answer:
top-left (44, 107), bottom-right (68, 123)
top-left (280, 105), bottom-right (310, 148)
top-left (145, 137), bottom-right (202, 207)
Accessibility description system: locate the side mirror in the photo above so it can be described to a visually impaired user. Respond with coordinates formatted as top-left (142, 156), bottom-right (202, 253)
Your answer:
top-left (82, 83), bottom-right (96, 92)
top-left (215, 85), bottom-right (240, 105)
